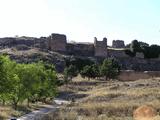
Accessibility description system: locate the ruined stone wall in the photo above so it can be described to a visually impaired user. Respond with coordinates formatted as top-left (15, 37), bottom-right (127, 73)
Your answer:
top-left (94, 37), bottom-right (108, 57)
top-left (48, 33), bottom-right (67, 52)
top-left (118, 70), bottom-right (160, 81)
top-left (66, 43), bottom-right (94, 56)
top-left (118, 70), bottom-right (150, 81)
top-left (108, 49), bottom-right (129, 58)
top-left (117, 57), bottom-right (160, 71)
top-left (112, 40), bottom-right (125, 48)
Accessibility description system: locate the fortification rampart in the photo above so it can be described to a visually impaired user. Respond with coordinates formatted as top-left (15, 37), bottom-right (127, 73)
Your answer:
top-left (1, 33), bottom-right (160, 72)
top-left (66, 43), bottom-right (94, 56)
top-left (108, 48), bottom-right (129, 58)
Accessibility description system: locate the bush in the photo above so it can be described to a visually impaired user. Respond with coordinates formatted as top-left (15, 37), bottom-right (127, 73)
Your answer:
top-left (64, 65), bottom-right (78, 83)
top-left (65, 57), bottom-right (94, 72)
top-left (80, 64), bottom-right (100, 80)
top-left (143, 45), bottom-right (160, 59)
top-left (124, 49), bottom-right (136, 57)
top-left (100, 59), bottom-right (120, 80)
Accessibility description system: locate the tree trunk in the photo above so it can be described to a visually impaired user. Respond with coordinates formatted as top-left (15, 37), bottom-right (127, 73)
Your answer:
top-left (27, 98), bottom-right (30, 107)
top-left (2, 99), bottom-right (5, 106)
top-left (105, 76), bottom-right (108, 80)
top-left (12, 100), bottom-right (18, 110)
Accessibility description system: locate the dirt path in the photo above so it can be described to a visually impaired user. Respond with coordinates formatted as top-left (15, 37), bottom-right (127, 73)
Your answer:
top-left (15, 99), bottom-right (71, 120)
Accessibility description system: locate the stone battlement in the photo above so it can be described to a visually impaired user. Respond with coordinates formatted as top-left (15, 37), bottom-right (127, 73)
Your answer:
top-left (48, 33), bottom-right (67, 52)
top-left (0, 33), bottom-right (126, 58)
top-left (112, 40), bottom-right (125, 48)
top-left (47, 34), bottom-right (109, 57)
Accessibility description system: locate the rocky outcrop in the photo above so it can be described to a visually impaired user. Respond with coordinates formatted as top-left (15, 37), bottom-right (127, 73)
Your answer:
top-left (0, 36), bottom-right (47, 50)
top-left (0, 48), bottom-right (66, 73)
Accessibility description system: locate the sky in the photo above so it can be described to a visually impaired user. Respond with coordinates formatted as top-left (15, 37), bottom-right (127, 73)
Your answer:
top-left (0, 0), bottom-right (159, 45)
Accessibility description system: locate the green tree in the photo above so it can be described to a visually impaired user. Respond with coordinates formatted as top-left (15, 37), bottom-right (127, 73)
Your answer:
top-left (130, 40), bottom-right (141, 53)
top-left (80, 64), bottom-right (100, 80)
top-left (0, 56), bottom-right (26, 109)
top-left (0, 55), bottom-right (58, 109)
top-left (14, 62), bottom-right (57, 106)
top-left (36, 62), bottom-right (57, 103)
top-left (66, 58), bottom-right (94, 72)
top-left (125, 49), bottom-right (136, 57)
top-left (143, 45), bottom-right (160, 58)
top-left (64, 65), bottom-right (78, 83)
top-left (80, 65), bottom-right (92, 80)
top-left (0, 55), bottom-right (17, 106)
top-left (100, 59), bottom-right (120, 80)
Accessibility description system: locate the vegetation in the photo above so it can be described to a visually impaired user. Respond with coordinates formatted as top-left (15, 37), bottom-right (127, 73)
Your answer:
top-left (125, 40), bottom-right (160, 59)
top-left (80, 64), bottom-right (100, 80)
top-left (64, 58), bottom-right (120, 82)
top-left (65, 57), bottom-right (94, 72)
top-left (54, 76), bottom-right (160, 120)
top-left (64, 65), bottom-right (78, 83)
top-left (124, 49), bottom-right (136, 57)
top-left (130, 40), bottom-right (142, 53)
top-left (0, 55), bottom-right (57, 110)
top-left (100, 59), bottom-right (120, 80)
top-left (143, 45), bottom-right (160, 58)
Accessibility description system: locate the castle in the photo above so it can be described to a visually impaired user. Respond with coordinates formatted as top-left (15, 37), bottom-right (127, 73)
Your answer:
top-left (48, 33), bottom-right (127, 58)
top-left (1, 33), bottom-right (160, 71)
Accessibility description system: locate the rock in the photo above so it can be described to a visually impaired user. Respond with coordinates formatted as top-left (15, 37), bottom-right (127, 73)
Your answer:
top-left (133, 105), bottom-right (157, 120)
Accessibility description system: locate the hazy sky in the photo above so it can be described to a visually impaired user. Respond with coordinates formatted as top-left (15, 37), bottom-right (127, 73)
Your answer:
top-left (0, 0), bottom-right (159, 45)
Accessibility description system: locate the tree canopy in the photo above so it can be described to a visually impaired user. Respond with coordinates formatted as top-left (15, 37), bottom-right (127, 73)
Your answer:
top-left (0, 55), bottom-right (57, 109)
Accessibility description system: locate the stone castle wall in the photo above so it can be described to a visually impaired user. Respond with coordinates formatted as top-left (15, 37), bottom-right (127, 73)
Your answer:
top-left (1, 33), bottom-right (160, 72)
top-left (47, 34), bottom-right (108, 57)
top-left (117, 57), bottom-right (160, 71)
top-left (66, 43), bottom-right (94, 56)
top-left (48, 33), bottom-right (67, 52)
top-left (94, 37), bottom-right (108, 57)
top-left (112, 40), bottom-right (125, 48)
top-left (108, 48), bottom-right (129, 58)
top-left (118, 70), bottom-right (160, 81)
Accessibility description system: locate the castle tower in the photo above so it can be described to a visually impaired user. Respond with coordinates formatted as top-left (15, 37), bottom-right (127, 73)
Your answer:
top-left (112, 40), bottom-right (125, 48)
top-left (48, 33), bottom-right (67, 52)
top-left (94, 37), bottom-right (108, 57)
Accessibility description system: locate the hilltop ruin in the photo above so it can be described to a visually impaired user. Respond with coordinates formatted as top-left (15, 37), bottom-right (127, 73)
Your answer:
top-left (0, 33), bottom-right (160, 72)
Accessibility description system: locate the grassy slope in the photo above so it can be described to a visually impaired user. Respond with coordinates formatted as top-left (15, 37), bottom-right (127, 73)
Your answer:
top-left (0, 103), bottom-right (51, 119)
top-left (55, 76), bottom-right (160, 120)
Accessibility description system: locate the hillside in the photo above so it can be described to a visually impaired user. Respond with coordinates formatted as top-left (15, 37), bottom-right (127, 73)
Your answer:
top-left (54, 76), bottom-right (160, 120)
top-left (1, 35), bottom-right (160, 72)
top-left (0, 46), bottom-right (66, 72)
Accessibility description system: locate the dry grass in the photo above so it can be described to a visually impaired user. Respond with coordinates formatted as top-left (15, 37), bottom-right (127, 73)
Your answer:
top-left (0, 103), bottom-right (51, 120)
top-left (57, 77), bottom-right (160, 120)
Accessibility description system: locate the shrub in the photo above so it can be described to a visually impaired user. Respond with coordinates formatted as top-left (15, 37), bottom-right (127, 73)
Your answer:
top-left (80, 64), bottom-right (100, 80)
top-left (64, 65), bottom-right (78, 83)
top-left (100, 59), bottom-right (120, 80)
top-left (124, 49), bottom-right (136, 57)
